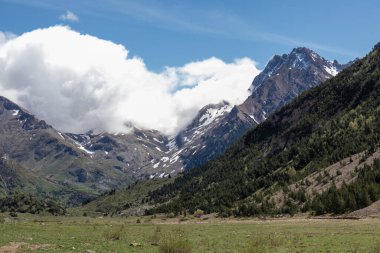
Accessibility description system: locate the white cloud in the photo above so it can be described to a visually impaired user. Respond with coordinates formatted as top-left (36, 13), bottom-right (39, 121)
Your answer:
top-left (59, 11), bottom-right (79, 22)
top-left (0, 26), bottom-right (259, 135)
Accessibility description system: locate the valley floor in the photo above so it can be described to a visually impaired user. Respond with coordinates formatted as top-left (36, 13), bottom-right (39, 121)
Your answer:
top-left (1, 214), bottom-right (380, 252)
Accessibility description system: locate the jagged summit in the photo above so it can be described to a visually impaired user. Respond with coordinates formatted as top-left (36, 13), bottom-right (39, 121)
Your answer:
top-left (249, 47), bottom-right (345, 93)
top-left (170, 100), bottom-right (237, 169)
top-left (242, 48), bottom-right (352, 128)
top-left (185, 100), bottom-right (232, 130)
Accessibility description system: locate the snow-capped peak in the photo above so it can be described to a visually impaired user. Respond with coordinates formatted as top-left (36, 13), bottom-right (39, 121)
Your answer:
top-left (249, 47), bottom-right (347, 95)
top-left (198, 102), bottom-right (233, 128)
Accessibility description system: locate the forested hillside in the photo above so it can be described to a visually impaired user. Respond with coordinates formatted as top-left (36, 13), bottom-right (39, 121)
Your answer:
top-left (146, 43), bottom-right (380, 216)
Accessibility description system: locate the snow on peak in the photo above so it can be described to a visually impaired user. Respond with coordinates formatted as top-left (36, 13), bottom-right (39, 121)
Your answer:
top-left (12, 110), bottom-right (19, 116)
top-left (57, 131), bottom-right (65, 140)
top-left (199, 104), bottom-right (233, 128)
top-left (249, 115), bottom-right (259, 124)
top-left (77, 144), bottom-right (95, 155)
top-left (289, 52), bottom-right (311, 70)
top-left (324, 65), bottom-right (339, 76)
top-left (310, 52), bottom-right (318, 62)
top-left (167, 138), bottom-right (178, 152)
top-left (153, 137), bottom-right (164, 143)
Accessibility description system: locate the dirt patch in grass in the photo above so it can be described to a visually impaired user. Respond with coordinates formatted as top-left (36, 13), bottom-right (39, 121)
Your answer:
top-left (0, 242), bottom-right (51, 253)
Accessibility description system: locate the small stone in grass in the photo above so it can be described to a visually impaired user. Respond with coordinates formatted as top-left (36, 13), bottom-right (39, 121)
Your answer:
top-left (130, 242), bottom-right (142, 247)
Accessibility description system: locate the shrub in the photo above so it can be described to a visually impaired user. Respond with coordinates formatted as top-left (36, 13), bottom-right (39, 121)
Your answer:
top-left (9, 212), bottom-right (17, 217)
top-left (166, 213), bottom-right (176, 218)
top-left (193, 209), bottom-right (204, 218)
top-left (159, 229), bottom-right (192, 253)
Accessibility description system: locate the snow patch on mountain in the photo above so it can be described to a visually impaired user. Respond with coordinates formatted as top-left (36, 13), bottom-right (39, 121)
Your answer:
top-left (167, 138), bottom-right (177, 152)
top-left (198, 104), bottom-right (233, 128)
top-left (77, 143), bottom-right (94, 155)
top-left (324, 65), bottom-right (339, 76)
top-left (153, 137), bottom-right (164, 143)
top-left (161, 157), bottom-right (170, 162)
top-left (12, 110), bottom-right (19, 116)
top-left (57, 132), bottom-right (65, 140)
top-left (249, 115), bottom-right (259, 124)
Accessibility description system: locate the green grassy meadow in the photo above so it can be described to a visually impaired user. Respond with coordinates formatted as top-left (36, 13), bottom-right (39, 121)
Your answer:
top-left (1, 215), bottom-right (380, 253)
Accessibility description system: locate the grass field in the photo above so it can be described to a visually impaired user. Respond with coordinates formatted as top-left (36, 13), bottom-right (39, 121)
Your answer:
top-left (1, 214), bottom-right (380, 253)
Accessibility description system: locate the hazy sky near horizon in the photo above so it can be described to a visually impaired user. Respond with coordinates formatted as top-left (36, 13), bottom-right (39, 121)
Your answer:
top-left (0, 0), bottom-right (378, 135)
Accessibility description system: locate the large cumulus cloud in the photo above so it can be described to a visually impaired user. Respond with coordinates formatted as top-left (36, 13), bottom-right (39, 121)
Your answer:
top-left (0, 26), bottom-right (260, 135)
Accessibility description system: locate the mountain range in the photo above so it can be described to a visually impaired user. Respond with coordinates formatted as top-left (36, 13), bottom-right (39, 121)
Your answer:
top-left (0, 47), bottom-right (350, 207)
top-left (144, 43), bottom-right (380, 217)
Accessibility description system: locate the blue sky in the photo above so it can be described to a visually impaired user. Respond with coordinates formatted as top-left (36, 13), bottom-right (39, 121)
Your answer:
top-left (1, 0), bottom-right (379, 71)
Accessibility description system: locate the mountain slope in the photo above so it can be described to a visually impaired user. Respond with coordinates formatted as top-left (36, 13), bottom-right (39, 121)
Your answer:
top-left (176, 47), bottom-right (349, 171)
top-left (146, 43), bottom-right (380, 216)
top-left (172, 101), bottom-right (256, 170)
top-left (65, 129), bottom-right (183, 180)
top-left (0, 96), bottom-right (134, 204)
top-left (0, 96), bottom-right (183, 205)
top-left (0, 157), bottom-right (64, 198)
top-left (74, 178), bottom-right (173, 216)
